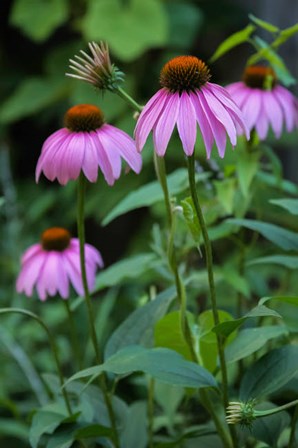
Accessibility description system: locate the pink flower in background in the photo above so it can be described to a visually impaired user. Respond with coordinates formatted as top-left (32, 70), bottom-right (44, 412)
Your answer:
top-left (226, 65), bottom-right (298, 140)
top-left (36, 104), bottom-right (142, 186)
top-left (16, 227), bottom-right (103, 301)
top-left (135, 56), bottom-right (249, 158)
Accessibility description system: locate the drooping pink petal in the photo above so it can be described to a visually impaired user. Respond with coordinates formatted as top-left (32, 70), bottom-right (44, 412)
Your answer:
top-left (57, 133), bottom-right (86, 185)
top-left (208, 83), bottom-right (250, 139)
top-left (63, 250), bottom-right (84, 296)
top-left (92, 132), bottom-right (116, 185)
top-left (85, 242), bottom-right (104, 268)
top-left (79, 132), bottom-right (99, 183)
top-left (153, 92), bottom-right (180, 156)
top-left (101, 124), bottom-right (142, 174)
top-left (135, 89), bottom-right (169, 152)
top-left (36, 129), bottom-right (70, 182)
top-left (197, 92), bottom-right (227, 157)
top-left (16, 251), bottom-right (46, 297)
top-left (190, 92), bottom-right (214, 157)
top-left (94, 129), bottom-right (121, 179)
top-left (36, 253), bottom-right (50, 301)
top-left (255, 100), bottom-right (269, 140)
top-left (274, 85), bottom-right (296, 132)
top-left (21, 244), bottom-right (42, 264)
top-left (40, 134), bottom-right (72, 183)
top-left (202, 86), bottom-right (237, 146)
top-left (263, 90), bottom-right (283, 138)
top-left (176, 92), bottom-right (197, 156)
top-left (241, 89), bottom-right (262, 131)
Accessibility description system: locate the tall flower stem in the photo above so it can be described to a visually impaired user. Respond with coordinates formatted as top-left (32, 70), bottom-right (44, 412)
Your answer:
top-left (0, 308), bottom-right (72, 414)
top-left (63, 300), bottom-right (83, 370)
top-left (187, 154), bottom-right (229, 405)
top-left (289, 403), bottom-right (298, 447)
top-left (116, 87), bottom-right (143, 113)
top-left (77, 173), bottom-right (119, 448)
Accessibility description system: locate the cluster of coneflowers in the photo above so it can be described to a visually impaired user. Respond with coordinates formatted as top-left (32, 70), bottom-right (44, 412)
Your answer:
top-left (15, 41), bottom-right (298, 436)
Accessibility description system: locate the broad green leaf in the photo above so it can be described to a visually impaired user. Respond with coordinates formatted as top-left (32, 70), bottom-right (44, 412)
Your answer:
top-left (210, 24), bottom-right (255, 63)
top-left (248, 14), bottom-right (279, 33)
top-left (259, 296), bottom-right (298, 307)
top-left (10, 0), bottom-right (68, 41)
top-left (29, 410), bottom-right (69, 448)
top-left (256, 171), bottom-right (298, 195)
top-left (213, 305), bottom-right (282, 338)
top-left (225, 326), bottom-right (288, 363)
top-left (80, 0), bottom-right (168, 61)
top-left (154, 311), bottom-right (193, 361)
top-left (214, 178), bottom-right (236, 214)
top-left (103, 169), bottom-right (208, 225)
top-left (198, 310), bottom-right (235, 372)
top-left (247, 255), bottom-right (298, 269)
top-left (66, 346), bottom-right (217, 390)
top-left (0, 77), bottom-right (69, 124)
top-left (269, 198), bottom-right (298, 215)
top-left (46, 426), bottom-right (75, 448)
top-left (104, 286), bottom-right (176, 359)
top-left (240, 345), bottom-right (298, 400)
top-left (227, 218), bottom-right (298, 251)
top-left (236, 148), bottom-right (260, 197)
top-left (95, 253), bottom-right (157, 291)
top-left (181, 197), bottom-right (201, 244)
top-left (121, 401), bottom-right (147, 448)
top-left (252, 403), bottom-right (290, 448)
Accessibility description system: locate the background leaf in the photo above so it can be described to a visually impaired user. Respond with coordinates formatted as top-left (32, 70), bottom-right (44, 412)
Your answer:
top-left (209, 24), bottom-right (255, 62)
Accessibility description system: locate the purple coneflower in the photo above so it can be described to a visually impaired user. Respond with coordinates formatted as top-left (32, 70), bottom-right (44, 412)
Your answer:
top-left (16, 227), bottom-right (103, 301)
top-left (226, 65), bottom-right (298, 140)
top-left (135, 56), bottom-right (249, 158)
top-left (36, 104), bottom-right (142, 186)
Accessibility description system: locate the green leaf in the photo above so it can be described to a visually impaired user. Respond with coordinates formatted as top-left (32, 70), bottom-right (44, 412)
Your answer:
top-left (273, 23), bottom-right (298, 48)
top-left (248, 14), bottom-right (279, 33)
top-left (154, 311), bottom-right (193, 361)
top-left (66, 346), bottom-right (217, 390)
top-left (103, 169), bottom-right (208, 225)
top-left (104, 286), bottom-right (176, 359)
top-left (240, 345), bottom-right (298, 400)
top-left (227, 218), bottom-right (298, 251)
top-left (29, 410), bottom-right (69, 448)
top-left (74, 424), bottom-right (114, 440)
top-left (213, 305), bottom-right (282, 338)
top-left (214, 178), bottom-right (236, 214)
top-left (247, 255), bottom-right (298, 269)
top-left (236, 148), bottom-right (260, 198)
top-left (0, 77), bottom-right (69, 124)
top-left (225, 326), bottom-right (288, 363)
top-left (198, 310), bottom-right (235, 372)
top-left (209, 24), bottom-right (255, 63)
top-left (121, 401), bottom-right (148, 448)
top-left (10, 0), bottom-right (68, 42)
top-left (95, 253), bottom-right (157, 291)
top-left (259, 296), bottom-right (298, 307)
top-left (252, 403), bottom-right (290, 447)
top-left (181, 197), bottom-right (201, 244)
top-left (80, 0), bottom-right (168, 61)
top-left (248, 37), bottom-right (296, 86)
top-left (269, 198), bottom-right (298, 215)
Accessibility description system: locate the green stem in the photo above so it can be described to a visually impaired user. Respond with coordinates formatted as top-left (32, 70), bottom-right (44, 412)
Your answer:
top-left (0, 308), bottom-right (72, 414)
top-left (77, 173), bottom-right (120, 448)
top-left (63, 300), bottom-right (83, 370)
top-left (116, 87), bottom-right (143, 112)
top-left (255, 398), bottom-right (298, 418)
top-left (187, 154), bottom-right (237, 448)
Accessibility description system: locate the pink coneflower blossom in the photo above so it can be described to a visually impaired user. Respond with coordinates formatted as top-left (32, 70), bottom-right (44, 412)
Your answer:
top-left (134, 56), bottom-right (249, 158)
top-left (36, 104), bottom-right (142, 186)
top-left (16, 227), bottom-right (103, 301)
top-left (226, 65), bottom-right (298, 140)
